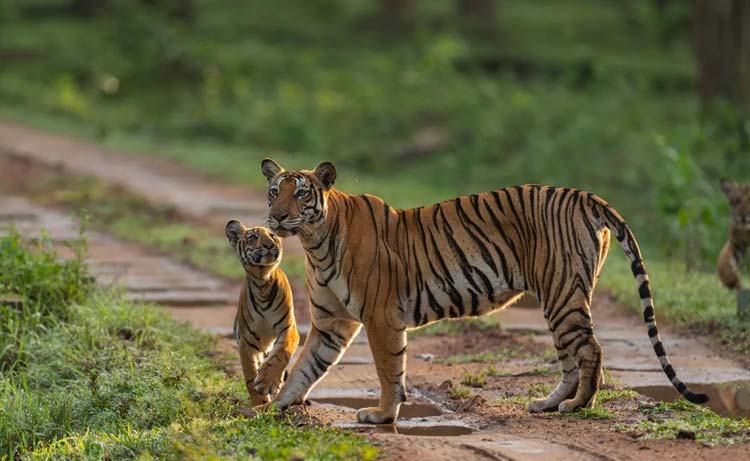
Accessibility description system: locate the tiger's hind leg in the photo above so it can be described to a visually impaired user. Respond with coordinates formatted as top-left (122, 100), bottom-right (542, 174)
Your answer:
top-left (528, 349), bottom-right (578, 413)
top-left (542, 294), bottom-right (603, 413)
top-left (556, 297), bottom-right (602, 412)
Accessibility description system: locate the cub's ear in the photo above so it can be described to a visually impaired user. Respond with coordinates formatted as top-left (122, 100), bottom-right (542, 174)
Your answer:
top-left (225, 220), bottom-right (244, 248)
top-left (720, 178), bottom-right (735, 197)
top-left (261, 158), bottom-right (284, 182)
top-left (313, 161), bottom-right (337, 190)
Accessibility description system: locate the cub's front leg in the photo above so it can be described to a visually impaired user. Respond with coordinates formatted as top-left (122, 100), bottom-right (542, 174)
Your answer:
top-left (255, 325), bottom-right (300, 397)
top-left (238, 340), bottom-right (270, 407)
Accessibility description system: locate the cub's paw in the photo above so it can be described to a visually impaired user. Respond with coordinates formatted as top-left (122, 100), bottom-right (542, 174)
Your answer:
top-left (249, 393), bottom-right (271, 407)
top-left (356, 407), bottom-right (397, 425)
top-left (254, 364), bottom-right (284, 396)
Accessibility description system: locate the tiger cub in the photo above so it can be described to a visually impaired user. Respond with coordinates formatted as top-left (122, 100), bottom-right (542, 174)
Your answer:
top-left (225, 220), bottom-right (299, 406)
top-left (718, 179), bottom-right (750, 290)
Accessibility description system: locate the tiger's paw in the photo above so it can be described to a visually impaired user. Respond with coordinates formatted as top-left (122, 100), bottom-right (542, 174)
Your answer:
top-left (356, 407), bottom-right (397, 425)
top-left (558, 398), bottom-right (585, 413)
top-left (527, 398), bottom-right (558, 413)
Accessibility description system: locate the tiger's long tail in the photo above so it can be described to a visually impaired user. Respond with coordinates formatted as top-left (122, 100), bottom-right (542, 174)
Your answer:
top-left (594, 198), bottom-right (709, 404)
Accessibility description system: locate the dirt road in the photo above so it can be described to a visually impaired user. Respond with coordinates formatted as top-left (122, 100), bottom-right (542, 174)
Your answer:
top-left (2, 119), bottom-right (749, 460)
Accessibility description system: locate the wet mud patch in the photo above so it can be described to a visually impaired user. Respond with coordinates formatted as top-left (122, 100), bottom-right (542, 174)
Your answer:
top-left (340, 421), bottom-right (474, 437)
top-left (413, 324), bottom-right (552, 366)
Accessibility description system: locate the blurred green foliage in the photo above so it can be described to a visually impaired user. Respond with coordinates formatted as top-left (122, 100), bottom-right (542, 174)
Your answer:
top-left (0, 0), bottom-right (748, 267)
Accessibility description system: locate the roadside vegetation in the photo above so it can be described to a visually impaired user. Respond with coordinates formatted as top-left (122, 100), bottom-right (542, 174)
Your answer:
top-left (617, 400), bottom-right (750, 446)
top-left (0, 230), bottom-right (376, 460)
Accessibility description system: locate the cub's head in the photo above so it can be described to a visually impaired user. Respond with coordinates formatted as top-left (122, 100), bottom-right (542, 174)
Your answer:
top-left (261, 158), bottom-right (337, 237)
top-left (225, 221), bottom-right (282, 269)
top-left (721, 179), bottom-right (750, 231)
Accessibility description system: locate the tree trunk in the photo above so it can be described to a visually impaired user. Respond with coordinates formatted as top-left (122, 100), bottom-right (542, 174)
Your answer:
top-left (380, 0), bottom-right (416, 28)
top-left (69, 0), bottom-right (108, 16)
top-left (693, 0), bottom-right (750, 110)
top-left (457, 0), bottom-right (498, 37)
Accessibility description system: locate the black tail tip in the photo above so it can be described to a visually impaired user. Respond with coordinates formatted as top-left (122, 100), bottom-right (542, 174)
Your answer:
top-left (685, 391), bottom-right (709, 404)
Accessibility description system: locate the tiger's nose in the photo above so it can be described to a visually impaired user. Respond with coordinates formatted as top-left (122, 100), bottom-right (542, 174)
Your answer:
top-left (272, 212), bottom-right (289, 222)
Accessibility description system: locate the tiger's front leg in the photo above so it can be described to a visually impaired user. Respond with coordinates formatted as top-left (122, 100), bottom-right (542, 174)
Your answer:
top-left (356, 321), bottom-right (407, 424)
top-left (270, 318), bottom-right (362, 410)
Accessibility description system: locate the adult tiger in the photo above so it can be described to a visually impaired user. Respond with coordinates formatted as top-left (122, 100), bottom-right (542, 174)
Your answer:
top-left (260, 158), bottom-right (708, 424)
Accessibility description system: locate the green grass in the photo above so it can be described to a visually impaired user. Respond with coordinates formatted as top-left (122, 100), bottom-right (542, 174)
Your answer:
top-left (0, 230), bottom-right (376, 460)
top-left (437, 347), bottom-right (523, 365)
top-left (408, 316), bottom-right (501, 337)
top-left (618, 401), bottom-right (750, 446)
top-left (597, 389), bottom-right (639, 404)
top-left (570, 408), bottom-right (615, 420)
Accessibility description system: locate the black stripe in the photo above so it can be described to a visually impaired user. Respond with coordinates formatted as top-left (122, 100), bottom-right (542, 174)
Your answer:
top-left (638, 281), bottom-right (651, 299)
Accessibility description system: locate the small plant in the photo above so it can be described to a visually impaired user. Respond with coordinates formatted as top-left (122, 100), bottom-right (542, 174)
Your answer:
top-left (527, 383), bottom-right (551, 398)
top-left (461, 371), bottom-right (486, 388)
top-left (447, 385), bottom-right (471, 400)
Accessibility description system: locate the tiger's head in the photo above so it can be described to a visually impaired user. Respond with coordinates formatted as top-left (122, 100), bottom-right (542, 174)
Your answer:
top-left (225, 221), bottom-right (282, 270)
top-left (721, 179), bottom-right (750, 233)
top-left (261, 158), bottom-right (337, 237)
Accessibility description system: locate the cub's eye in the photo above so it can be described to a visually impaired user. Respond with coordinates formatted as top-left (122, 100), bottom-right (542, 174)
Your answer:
top-left (269, 187), bottom-right (279, 199)
top-left (248, 234), bottom-right (258, 242)
top-left (295, 189), bottom-right (310, 199)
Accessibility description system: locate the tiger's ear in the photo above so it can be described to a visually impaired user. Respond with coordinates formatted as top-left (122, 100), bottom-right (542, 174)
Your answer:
top-left (313, 162), bottom-right (337, 190)
top-left (261, 158), bottom-right (284, 183)
top-left (225, 220), bottom-right (244, 248)
top-left (720, 178), bottom-right (735, 197)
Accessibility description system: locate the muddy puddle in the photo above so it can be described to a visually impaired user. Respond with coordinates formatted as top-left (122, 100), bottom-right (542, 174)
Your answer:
top-left (632, 381), bottom-right (750, 418)
top-left (339, 421), bottom-right (474, 437)
top-left (311, 397), bottom-right (443, 418)
top-left (313, 395), bottom-right (475, 436)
